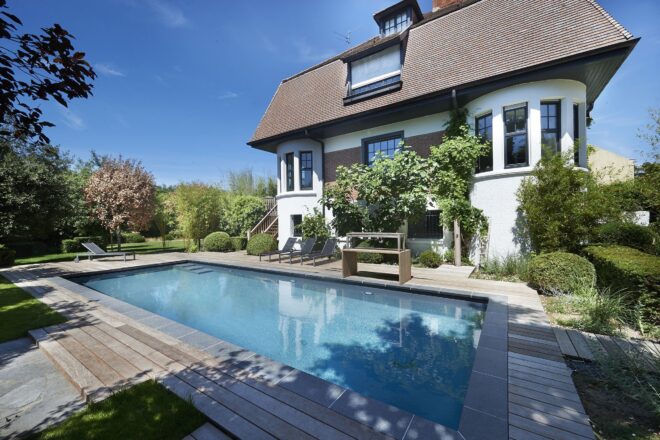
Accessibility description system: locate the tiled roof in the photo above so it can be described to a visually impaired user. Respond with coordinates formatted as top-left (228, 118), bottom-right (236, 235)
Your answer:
top-left (250, 0), bottom-right (633, 145)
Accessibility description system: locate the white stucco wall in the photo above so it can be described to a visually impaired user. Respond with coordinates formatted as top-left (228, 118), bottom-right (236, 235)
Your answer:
top-left (272, 79), bottom-right (588, 258)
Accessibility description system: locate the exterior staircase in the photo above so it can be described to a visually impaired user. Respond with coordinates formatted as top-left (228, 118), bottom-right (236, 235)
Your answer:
top-left (247, 197), bottom-right (278, 240)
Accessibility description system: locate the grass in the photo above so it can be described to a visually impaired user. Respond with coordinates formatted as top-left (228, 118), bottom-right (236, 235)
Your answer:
top-left (14, 240), bottom-right (186, 266)
top-left (571, 354), bottom-right (660, 440)
top-left (0, 275), bottom-right (66, 342)
top-left (30, 380), bottom-right (206, 440)
top-left (473, 253), bottom-right (531, 282)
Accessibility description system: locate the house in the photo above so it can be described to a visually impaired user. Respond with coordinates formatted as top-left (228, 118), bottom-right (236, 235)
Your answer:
top-left (248, 0), bottom-right (637, 259)
top-left (589, 146), bottom-right (636, 184)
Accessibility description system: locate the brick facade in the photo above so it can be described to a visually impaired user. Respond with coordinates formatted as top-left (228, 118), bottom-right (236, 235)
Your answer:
top-left (404, 130), bottom-right (444, 158)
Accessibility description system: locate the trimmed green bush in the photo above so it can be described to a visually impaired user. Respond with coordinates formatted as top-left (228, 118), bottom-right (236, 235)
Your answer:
top-left (61, 239), bottom-right (79, 253)
top-left (528, 251), bottom-right (596, 294)
top-left (203, 232), bottom-right (233, 252)
top-left (74, 236), bottom-right (107, 248)
top-left (231, 237), bottom-right (247, 251)
top-left (595, 222), bottom-right (657, 254)
top-left (121, 232), bottom-right (146, 243)
top-left (443, 248), bottom-right (472, 266)
top-left (583, 245), bottom-right (660, 324)
top-left (356, 241), bottom-right (384, 264)
top-left (418, 249), bottom-right (442, 268)
top-left (5, 241), bottom-right (55, 258)
top-left (0, 245), bottom-right (16, 267)
top-left (246, 233), bottom-right (277, 256)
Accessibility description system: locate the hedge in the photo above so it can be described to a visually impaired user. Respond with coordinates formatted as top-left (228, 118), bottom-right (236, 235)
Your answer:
top-left (61, 236), bottom-right (107, 253)
top-left (528, 251), bottom-right (596, 294)
top-left (595, 222), bottom-right (657, 254)
top-left (204, 232), bottom-right (233, 252)
top-left (231, 237), bottom-right (247, 251)
top-left (583, 245), bottom-right (660, 324)
top-left (418, 249), bottom-right (442, 268)
top-left (0, 244), bottom-right (16, 267)
top-left (121, 232), bottom-right (145, 243)
top-left (246, 233), bottom-right (277, 256)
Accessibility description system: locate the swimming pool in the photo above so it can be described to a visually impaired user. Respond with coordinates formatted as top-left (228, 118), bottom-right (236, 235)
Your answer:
top-left (74, 262), bottom-right (486, 428)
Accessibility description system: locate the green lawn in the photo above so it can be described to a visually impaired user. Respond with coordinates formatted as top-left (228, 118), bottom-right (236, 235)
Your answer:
top-left (30, 380), bottom-right (206, 440)
top-left (0, 276), bottom-right (67, 342)
top-left (14, 240), bottom-right (186, 266)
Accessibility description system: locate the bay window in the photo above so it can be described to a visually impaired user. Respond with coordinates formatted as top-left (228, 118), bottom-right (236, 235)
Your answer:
top-left (541, 100), bottom-right (561, 153)
top-left (475, 112), bottom-right (493, 173)
top-left (504, 104), bottom-right (528, 167)
top-left (300, 151), bottom-right (313, 190)
top-left (285, 153), bottom-right (294, 192)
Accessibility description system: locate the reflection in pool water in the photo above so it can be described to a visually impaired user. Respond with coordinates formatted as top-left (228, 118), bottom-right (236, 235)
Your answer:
top-left (76, 263), bottom-right (486, 428)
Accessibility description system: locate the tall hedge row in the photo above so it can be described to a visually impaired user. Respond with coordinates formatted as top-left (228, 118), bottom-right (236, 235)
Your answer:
top-left (583, 245), bottom-right (660, 324)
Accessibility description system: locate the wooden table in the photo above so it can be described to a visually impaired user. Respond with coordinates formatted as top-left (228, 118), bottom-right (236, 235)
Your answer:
top-left (345, 232), bottom-right (406, 250)
top-left (341, 248), bottom-right (412, 284)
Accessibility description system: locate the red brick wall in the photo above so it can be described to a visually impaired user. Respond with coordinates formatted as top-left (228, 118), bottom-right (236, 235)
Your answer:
top-left (404, 131), bottom-right (444, 158)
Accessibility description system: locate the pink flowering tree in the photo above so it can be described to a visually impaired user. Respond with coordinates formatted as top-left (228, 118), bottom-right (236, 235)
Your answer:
top-left (85, 157), bottom-right (155, 250)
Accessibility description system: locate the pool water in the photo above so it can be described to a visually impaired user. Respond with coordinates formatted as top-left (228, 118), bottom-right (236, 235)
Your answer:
top-left (76, 263), bottom-right (486, 428)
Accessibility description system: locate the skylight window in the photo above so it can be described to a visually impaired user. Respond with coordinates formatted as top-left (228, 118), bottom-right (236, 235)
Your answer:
top-left (381, 8), bottom-right (411, 36)
top-left (349, 45), bottom-right (401, 96)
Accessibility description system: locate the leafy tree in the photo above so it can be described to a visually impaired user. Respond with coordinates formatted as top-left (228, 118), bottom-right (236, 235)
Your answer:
top-left (0, 1), bottom-right (95, 145)
top-left (428, 125), bottom-right (489, 265)
top-left (85, 157), bottom-right (156, 250)
top-left (0, 138), bottom-right (72, 241)
top-left (300, 208), bottom-right (330, 241)
top-left (226, 168), bottom-right (276, 197)
top-left (224, 195), bottom-right (266, 236)
top-left (517, 149), bottom-right (619, 253)
top-left (172, 183), bottom-right (225, 247)
top-left (152, 189), bottom-right (177, 248)
top-left (322, 147), bottom-right (429, 235)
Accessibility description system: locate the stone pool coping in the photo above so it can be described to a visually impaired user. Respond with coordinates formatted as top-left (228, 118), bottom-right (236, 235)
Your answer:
top-left (59, 258), bottom-right (509, 440)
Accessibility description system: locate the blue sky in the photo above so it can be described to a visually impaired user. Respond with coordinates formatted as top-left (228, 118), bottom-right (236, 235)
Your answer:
top-left (10, 0), bottom-right (660, 185)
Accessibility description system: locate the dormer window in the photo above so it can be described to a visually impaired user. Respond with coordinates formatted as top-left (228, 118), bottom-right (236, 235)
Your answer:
top-left (349, 44), bottom-right (401, 96)
top-left (381, 8), bottom-right (412, 36)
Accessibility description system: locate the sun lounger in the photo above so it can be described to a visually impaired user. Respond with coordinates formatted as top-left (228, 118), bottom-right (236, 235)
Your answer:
top-left (283, 237), bottom-right (316, 263)
top-left (259, 237), bottom-right (298, 262)
top-left (299, 238), bottom-right (337, 266)
top-left (76, 242), bottom-right (135, 262)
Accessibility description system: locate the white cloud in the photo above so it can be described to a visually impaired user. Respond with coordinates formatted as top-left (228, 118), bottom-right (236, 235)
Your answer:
top-left (146, 0), bottom-right (188, 28)
top-left (61, 108), bottom-right (85, 130)
top-left (218, 91), bottom-right (239, 100)
top-left (94, 63), bottom-right (125, 77)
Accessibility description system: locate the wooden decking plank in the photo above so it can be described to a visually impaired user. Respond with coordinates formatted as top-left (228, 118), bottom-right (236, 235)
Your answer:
top-left (628, 339), bottom-right (660, 372)
top-left (508, 352), bottom-right (569, 371)
top-left (161, 374), bottom-right (274, 440)
top-left (509, 377), bottom-right (581, 403)
top-left (565, 330), bottom-right (594, 361)
top-left (509, 386), bottom-right (585, 413)
top-left (49, 330), bottom-right (123, 387)
top-left (175, 368), bottom-right (315, 440)
top-left (553, 328), bottom-right (579, 358)
top-left (189, 422), bottom-right (232, 440)
top-left (509, 334), bottom-right (559, 346)
top-left (508, 363), bottom-right (573, 384)
top-left (117, 324), bottom-right (199, 366)
top-left (509, 414), bottom-right (592, 440)
top-left (594, 334), bottom-right (624, 358)
top-left (509, 403), bottom-right (594, 439)
top-left (508, 394), bottom-right (588, 423)
top-left (509, 425), bottom-right (552, 440)
top-left (66, 326), bottom-right (141, 381)
top-left (509, 370), bottom-right (576, 393)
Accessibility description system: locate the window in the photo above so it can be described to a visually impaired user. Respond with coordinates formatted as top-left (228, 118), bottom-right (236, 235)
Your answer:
top-left (541, 101), bottom-right (561, 153)
top-left (292, 215), bottom-right (302, 237)
top-left (299, 151), bottom-right (313, 190)
top-left (573, 104), bottom-right (580, 165)
top-left (285, 153), bottom-right (294, 192)
top-left (504, 104), bottom-right (528, 167)
top-left (475, 113), bottom-right (493, 173)
top-left (408, 210), bottom-right (442, 239)
top-left (349, 45), bottom-right (401, 96)
top-left (381, 9), bottom-right (411, 36)
top-left (363, 132), bottom-right (403, 165)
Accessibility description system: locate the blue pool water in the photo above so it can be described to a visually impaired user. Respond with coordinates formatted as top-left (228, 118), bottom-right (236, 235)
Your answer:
top-left (76, 263), bottom-right (485, 428)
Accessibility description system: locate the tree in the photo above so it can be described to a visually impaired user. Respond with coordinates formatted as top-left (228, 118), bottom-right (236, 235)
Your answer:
top-left (428, 125), bottom-right (489, 266)
top-left (172, 183), bottom-right (225, 248)
top-left (517, 149), bottom-right (619, 253)
top-left (0, 137), bottom-right (72, 241)
top-left (0, 1), bottom-right (95, 145)
top-left (226, 168), bottom-right (277, 197)
top-left (224, 195), bottom-right (266, 236)
top-left (322, 147), bottom-right (429, 235)
top-left (85, 157), bottom-right (156, 250)
top-left (152, 189), bottom-right (177, 248)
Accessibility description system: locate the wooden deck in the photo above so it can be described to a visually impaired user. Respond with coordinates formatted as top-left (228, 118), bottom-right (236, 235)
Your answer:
top-left (553, 327), bottom-right (659, 371)
top-left (1, 251), bottom-right (599, 439)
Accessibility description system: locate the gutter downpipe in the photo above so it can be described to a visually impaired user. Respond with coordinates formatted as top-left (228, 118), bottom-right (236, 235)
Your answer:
top-left (305, 130), bottom-right (326, 217)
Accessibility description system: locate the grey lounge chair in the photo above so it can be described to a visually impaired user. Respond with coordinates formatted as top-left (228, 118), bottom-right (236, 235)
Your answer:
top-left (300, 238), bottom-right (338, 266)
top-left (283, 237), bottom-right (316, 263)
top-left (259, 237), bottom-right (298, 262)
top-left (76, 242), bottom-right (135, 262)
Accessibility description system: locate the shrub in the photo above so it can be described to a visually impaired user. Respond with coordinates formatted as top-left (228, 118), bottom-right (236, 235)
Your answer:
top-left (186, 242), bottom-right (198, 253)
top-left (5, 241), bottom-right (55, 258)
top-left (246, 233), bottom-right (277, 256)
top-left (230, 237), bottom-right (247, 251)
top-left (595, 222), bottom-right (657, 254)
top-left (418, 249), bottom-right (442, 268)
top-left (203, 232), bottom-right (233, 252)
top-left (356, 240), bottom-right (384, 264)
top-left (121, 232), bottom-right (146, 243)
top-left (528, 251), bottom-right (596, 294)
top-left (224, 196), bottom-right (266, 236)
top-left (74, 235), bottom-right (107, 248)
top-left (300, 208), bottom-right (330, 241)
top-left (0, 244), bottom-right (16, 267)
top-left (583, 245), bottom-right (660, 324)
top-left (480, 253), bottom-right (531, 281)
top-left (61, 239), bottom-right (79, 253)
top-left (443, 248), bottom-right (472, 266)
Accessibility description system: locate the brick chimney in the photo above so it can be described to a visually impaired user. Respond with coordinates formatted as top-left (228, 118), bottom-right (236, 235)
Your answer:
top-left (432, 0), bottom-right (463, 12)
